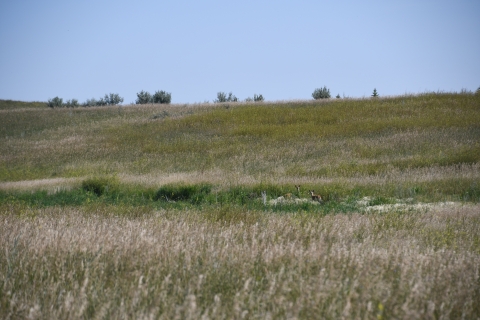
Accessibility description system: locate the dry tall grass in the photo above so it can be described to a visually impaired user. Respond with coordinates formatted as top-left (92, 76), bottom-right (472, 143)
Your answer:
top-left (1, 204), bottom-right (479, 319)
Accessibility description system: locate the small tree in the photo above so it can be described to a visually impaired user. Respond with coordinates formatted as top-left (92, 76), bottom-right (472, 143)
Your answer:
top-left (65, 99), bottom-right (79, 108)
top-left (47, 96), bottom-right (63, 108)
top-left (312, 86), bottom-right (331, 99)
top-left (227, 92), bottom-right (238, 102)
top-left (336, 94), bottom-right (341, 99)
top-left (96, 96), bottom-right (108, 106)
top-left (476, 87), bottom-right (480, 95)
top-left (136, 90), bottom-right (153, 104)
top-left (83, 98), bottom-right (97, 107)
top-left (105, 93), bottom-right (124, 105)
top-left (254, 94), bottom-right (264, 102)
top-left (215, 92), bottom-right (227, 103)
top-left (372, 88), bottom-right (379, 98)
top-left (153, 90), bottom-right (171, 104)
top-left (215, 92), bottom-right (237, 103)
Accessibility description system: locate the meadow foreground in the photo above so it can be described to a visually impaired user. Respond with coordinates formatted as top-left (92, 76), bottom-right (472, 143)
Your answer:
top-left (1, 203), bottom-right (479, 319)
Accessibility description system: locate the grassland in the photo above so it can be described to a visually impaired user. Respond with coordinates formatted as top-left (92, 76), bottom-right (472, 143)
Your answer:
top-left (1, 93), bottom-right (479, 319)
top-left (0, 99), bottom-right (48, 110)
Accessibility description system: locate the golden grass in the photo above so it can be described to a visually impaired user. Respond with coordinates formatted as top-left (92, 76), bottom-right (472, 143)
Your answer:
top-left (1, 204), bottom-right (479, 318)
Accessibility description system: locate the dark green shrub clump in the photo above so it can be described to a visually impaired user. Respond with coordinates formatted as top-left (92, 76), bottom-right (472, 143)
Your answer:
top-left (47, 96), bottom-right (63, 108)
top-left (65, 99), bottom-right (80, 108)
top-left (104, 93), bottom-right (124, 105)
top-left (81, 177), bottom-right (118, 196)
top-left (312, 86), bottom-right (331, 99)
top-left (136, 90), bottom-right (153, 104)
top-left (215, 92), bottom-right (238, 103)
top-left (153, 90), bottom-right (172, 104)
top-left (48, 94), bottom-right (123, 108)
top-left (245, 94), bottom-right (265, 102)
top-left (87, 93), bottom-right (123, 106)
top-left (155, 184), bottom-right (212, 203)
top-left (254, 94), bottom-right (264, 102)
top-left (136, 90), bottom-right (171, 104)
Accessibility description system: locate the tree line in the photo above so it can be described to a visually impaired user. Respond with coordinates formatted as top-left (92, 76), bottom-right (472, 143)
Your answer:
top-left (47, 87), bottom-right (386, 108)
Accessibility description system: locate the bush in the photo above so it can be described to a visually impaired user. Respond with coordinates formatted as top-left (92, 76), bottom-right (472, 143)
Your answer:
top-left (254, 94), bottom-right (264, 102)
top-left (372, 88), bottom-right (379, 98)
top-left (153, 90), bottom-right (171, 104)
top-left (82, 93), bottom-right (124, 107)
top-left (46, 93), bottom-right (123, 108)
top-left (64, 99), bottom-right (79, 108)
top-left (81, 177), bottom-right (118, 196)
top-left (136, 90), bottom-right (153, 104)
top-left (215, 92), bottom-right (238, 103)
top-left (105, 93), bottom-right (124, 105)
top-left (96, 97), bottom-right (108, 106)
top-left (215, 92), bottom-right (227, 103)
top-left (155, 184), bottom-right (212, 203)
top-left (83, 98), bottom-right (97, 107)
top-left (47, 96), bottom-right (63, 108)
top-left (312, 86), bottom-right (331, 99)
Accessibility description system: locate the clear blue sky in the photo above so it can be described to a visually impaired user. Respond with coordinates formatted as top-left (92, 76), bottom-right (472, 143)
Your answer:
top-left (1, 0), bottom-right (479, 104)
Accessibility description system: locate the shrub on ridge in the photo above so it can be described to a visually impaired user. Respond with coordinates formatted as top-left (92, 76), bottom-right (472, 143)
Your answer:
top-left (312, 86), bottom-right (331, 99)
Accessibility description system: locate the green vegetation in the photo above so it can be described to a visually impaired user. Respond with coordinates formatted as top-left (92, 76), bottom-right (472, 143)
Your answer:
top-left (1, 178), bottom-right (479, 213)
top-left (312, 85), bottom-right (331, 99)
top-left (136, 90), bottom-right (172, 104)
top-left (47, 96), bottom-right (64, 108)
top-left (245, 94), bottom-right (264, 102)
top-left (136, 90), bottom-right (152, 104)
top-left (1, 92), bottom-right (479, 200)
top-left (46, 93), bottom-right (124, 108)
top-left (215, 91), bottom-right (238, 103)
top-left (153, 90), bottom-right (172, 104)
top-left (1, 92), bottom-right (479, 318)
top-left (254, 93), bottom-right (264, 102)
top-left (0, 99), bottom-right (48, 110)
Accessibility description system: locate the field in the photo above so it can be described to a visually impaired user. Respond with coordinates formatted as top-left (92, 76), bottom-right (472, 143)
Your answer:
top-left (1, 93), bottom-right (480, 319)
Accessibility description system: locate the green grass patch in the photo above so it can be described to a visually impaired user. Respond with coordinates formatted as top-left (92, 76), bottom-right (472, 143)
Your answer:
top-left (155, 183), bottom-right (212, 203)
top-left (0, 99), bottom-right (48, 110)
top-left (2, 178), bottom-right (478, 217)
top-left (81, 176), bottom-right (120, 196)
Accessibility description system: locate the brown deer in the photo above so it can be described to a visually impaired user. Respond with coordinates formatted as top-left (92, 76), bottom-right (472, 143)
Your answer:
top-left (309, 190), bottom-right (323, 203)
top-left (285, 185), bottom-right (302, 199)
top-left (284, 193), bottom-right (293, 199)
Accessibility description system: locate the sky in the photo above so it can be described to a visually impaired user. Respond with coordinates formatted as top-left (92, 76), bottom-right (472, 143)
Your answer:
top-left (1, 0), bottom-right (479, 104)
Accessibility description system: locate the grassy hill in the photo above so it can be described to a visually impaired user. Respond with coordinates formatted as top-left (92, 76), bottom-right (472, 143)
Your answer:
top-left (1, 92), bottom-right (479, 202)
top-left (1, 92), bottom-right (479, 318)
top-left (0, 99), bottom-right (48, 110)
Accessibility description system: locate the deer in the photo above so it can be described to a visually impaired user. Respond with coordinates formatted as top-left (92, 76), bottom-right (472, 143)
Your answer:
top-left (284, 185), bottom-right (302, 199)
top-left (309, 190), bottom-right (323, 203)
